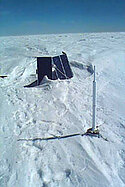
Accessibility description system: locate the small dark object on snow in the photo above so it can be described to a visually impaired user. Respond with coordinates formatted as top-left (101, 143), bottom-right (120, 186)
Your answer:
top-left (0, 75), bottom-right (7, 78)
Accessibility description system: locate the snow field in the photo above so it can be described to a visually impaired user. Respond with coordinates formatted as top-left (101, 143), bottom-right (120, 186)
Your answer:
top-left (0, 32), bottom-right (125, 187)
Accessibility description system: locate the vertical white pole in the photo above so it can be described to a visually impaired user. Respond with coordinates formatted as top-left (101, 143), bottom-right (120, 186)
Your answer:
top-left (92, 66), bottom-right (96, 131)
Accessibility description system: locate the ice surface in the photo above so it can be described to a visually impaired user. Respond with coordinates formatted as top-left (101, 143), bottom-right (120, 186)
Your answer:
top-left (0, 32), bottom-right (125, 187)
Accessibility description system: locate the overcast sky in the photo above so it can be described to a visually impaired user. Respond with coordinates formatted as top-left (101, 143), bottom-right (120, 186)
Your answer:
top-left (0, 0), bottom-right (125, 36)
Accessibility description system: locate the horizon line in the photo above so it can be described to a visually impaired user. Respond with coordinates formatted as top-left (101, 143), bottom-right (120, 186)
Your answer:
top-left (0, 31), bottom-right (125, 38)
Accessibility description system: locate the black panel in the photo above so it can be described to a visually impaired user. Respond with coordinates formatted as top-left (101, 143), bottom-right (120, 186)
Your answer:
top-left (53, 54), bottom-right (73, 79)
top-left (53, 56), bottom-right (66, 79)
top-left (60, 55), bottom-right (73, 78)
top-left (37, 57), bottom-right (52, 84)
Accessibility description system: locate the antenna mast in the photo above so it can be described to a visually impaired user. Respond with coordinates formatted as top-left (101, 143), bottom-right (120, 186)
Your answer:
top-left (86, 65), bottom-right (99, 136)
top-left (92, 66), bottom-right (96, 131)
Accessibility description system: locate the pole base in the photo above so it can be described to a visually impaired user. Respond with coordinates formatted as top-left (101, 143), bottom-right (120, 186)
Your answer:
top-left (86, 127), bottom-right (100, 137)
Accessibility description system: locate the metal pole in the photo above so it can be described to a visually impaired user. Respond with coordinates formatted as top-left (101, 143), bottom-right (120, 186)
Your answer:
top-left (92, 66), bottom-right (96, 131)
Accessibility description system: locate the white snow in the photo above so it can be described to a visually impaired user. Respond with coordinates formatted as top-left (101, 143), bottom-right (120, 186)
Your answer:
top-left (0, 32), bottom-right (125, 187)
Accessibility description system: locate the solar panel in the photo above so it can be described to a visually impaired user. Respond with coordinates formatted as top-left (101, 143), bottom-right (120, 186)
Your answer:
top-left (37, 54), bottom-right (73, 84)
top-left (53, 54), bottom-right (73, 80)
top-left (60, 54), bottom-right (73, 79)
top-left (37, 57), bottom-right (52, 84)
top-left (53, 55), bottom-right (66, 79)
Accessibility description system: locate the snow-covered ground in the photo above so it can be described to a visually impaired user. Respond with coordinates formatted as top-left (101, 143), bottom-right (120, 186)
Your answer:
top-left (0, 32), bottom-right (125, 187)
